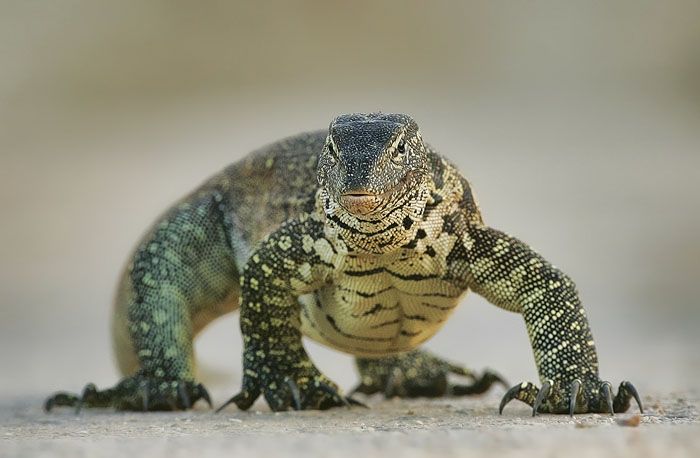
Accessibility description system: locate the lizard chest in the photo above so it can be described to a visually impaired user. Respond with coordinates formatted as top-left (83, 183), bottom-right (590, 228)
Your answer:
top-left (298, 247), bottom-right (468, 357)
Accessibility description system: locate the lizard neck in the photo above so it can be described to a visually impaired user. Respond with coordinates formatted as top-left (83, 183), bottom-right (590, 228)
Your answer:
top-left (317, 177), bottom-right (431, 255)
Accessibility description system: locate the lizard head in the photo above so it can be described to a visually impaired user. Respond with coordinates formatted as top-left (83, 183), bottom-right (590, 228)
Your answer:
top-left (318, 113), bottom-right (430, 217)
top-left (317, 113), bottom-right (432, 253)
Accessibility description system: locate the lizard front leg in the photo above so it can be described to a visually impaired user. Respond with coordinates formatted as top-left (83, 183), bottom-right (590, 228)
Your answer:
top-left (218, 216), bottom-right (361, 412)
top-left (461, 224), bottom-right (643, 415)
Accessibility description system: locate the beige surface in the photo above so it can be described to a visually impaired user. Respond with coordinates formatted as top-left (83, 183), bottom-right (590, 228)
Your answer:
top-left (1, 1), bottom-right (699, 456)
top-left (2, 394), bottom-right (698, 457)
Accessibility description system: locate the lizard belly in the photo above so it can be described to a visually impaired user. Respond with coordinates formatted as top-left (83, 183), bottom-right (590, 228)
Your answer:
top-left (299, 274), bottom-right (467, 357)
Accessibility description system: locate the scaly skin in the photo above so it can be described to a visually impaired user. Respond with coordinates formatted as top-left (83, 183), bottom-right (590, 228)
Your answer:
top-left (46, 113), bottom-right (642, 415)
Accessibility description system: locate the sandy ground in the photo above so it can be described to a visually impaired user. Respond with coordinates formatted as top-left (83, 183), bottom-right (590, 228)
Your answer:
top-left (2, 391), bottom-right (698, 458)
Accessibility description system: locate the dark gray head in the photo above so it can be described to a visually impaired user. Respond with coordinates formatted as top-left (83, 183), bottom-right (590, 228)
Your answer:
top-left (318, 113), bottom-right (430, 217)
top-left (318, 113), bottom-right (432, 253)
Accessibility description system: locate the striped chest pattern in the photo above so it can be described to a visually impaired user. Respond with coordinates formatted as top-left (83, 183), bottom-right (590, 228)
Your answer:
top-left (298, 222), bottom-right (469, 357)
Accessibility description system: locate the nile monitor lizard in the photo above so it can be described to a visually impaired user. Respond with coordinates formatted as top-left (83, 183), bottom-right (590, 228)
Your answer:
top-left (46, 113), bottom-right (642, 415)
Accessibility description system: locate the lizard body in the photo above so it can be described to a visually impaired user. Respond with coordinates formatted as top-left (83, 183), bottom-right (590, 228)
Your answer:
top-left (46, 113), bottom-right (642, 415)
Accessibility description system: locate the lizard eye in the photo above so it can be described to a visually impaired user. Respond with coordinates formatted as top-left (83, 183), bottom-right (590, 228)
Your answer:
top-left (326, 141), bottom-right (338, 160)
top-left (391, 140), bottom-right (406, 163)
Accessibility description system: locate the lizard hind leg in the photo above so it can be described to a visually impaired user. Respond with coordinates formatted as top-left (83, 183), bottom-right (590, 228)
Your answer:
top-left (351, 349), bottom-right (508, 399)
top-left (46, 192), bottom-right (239, 412)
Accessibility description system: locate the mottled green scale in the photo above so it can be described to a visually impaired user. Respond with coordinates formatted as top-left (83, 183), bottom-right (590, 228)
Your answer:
top-left (121, 193), bottom-right (237, 380)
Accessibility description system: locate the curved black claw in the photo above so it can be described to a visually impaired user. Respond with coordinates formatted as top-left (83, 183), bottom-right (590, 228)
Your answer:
top-left (196, 383), bottom-right (213, 409)
top-left (177, 381), bottom-right (191, 409)
top-left (285, 378), bottom-right (302, 411)
top-left (499, 378), bottom-right (644, 415)
top-left (532, 380), bottom-right (552, 417)
top-left (499, 382), bottom-right (538, 414)
top-left (614, 381), bottom-right (644, 414)
top-left (346, 396), bottom-right (369, 408)
top-left (139, 380), bottom-right (150, 412)
top-left (569, 379), bottom-right (581, 417)
top-left (319, 382), bottom-right (349, 407)
top-left (601, 381), bottom-right (614, 416)
top-left (216, 388), bottom-right (260, 413)
top-left (313, 382), bottom-right (351, 410)
top-left (498, 387), bottom-right (515, 415)
top-left (45, 376), bottom-right (212, 412)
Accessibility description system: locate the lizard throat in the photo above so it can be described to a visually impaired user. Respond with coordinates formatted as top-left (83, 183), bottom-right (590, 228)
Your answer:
top-left (318, 179), bottom-right (430, 255)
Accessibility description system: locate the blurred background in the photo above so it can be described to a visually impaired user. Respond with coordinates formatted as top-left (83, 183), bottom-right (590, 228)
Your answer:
top-left (1, 1), bottom-right (699, 401)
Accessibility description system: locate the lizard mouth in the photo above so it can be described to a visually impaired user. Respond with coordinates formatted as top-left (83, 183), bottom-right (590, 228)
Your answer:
top-left (338, 174), bottom-right (411, 216)
top-left (338, 192), bottom-right (380, 216)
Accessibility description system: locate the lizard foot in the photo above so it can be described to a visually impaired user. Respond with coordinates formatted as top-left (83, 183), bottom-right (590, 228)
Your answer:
top-left (499, 378), bottom-right (643, 415)
top-left (45, 374), bottom-right (212, 412)
top-left (217, 346), bottom-right (364, 412)
top-left (352, 349), bottom-right (508, 398)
